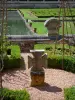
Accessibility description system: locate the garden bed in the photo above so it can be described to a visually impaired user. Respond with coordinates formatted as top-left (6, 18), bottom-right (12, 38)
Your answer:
top-left (64, 86), bottom-right (75, 100)
top-left (30, 21), bottom-right (75, 35)
top-left (35, 44), bottom-right (75, 73)
top-left (1, 67), bottom-right (75, 100)
top-left (0, 88), bottom-right (30, 100)
top-left (4, 45), bottom-right (21, 69)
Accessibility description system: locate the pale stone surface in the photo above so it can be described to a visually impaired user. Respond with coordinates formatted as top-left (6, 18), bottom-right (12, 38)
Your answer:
top-left (28, 53), bottom-right (47, 69)
top-left (42, 53), bottom-right (47, 68)
top-left (1, 53), bottom-right (75, 100)
top-left (1, 68), bottom-right (75, 100)
top-left (29, 50), bottom-right (47, 86)
top-left (44, 18), bottom-right (61, 36)
top-left (28, 54), bottom-right (34, 69)
top-left (29, 50), bottom-right (47, 71)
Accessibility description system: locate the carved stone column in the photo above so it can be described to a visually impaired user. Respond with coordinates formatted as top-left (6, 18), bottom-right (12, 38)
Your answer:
top-left (30, 50), bottom-right (47, 86)
top-left (20, 41), bottom-right (34, 52)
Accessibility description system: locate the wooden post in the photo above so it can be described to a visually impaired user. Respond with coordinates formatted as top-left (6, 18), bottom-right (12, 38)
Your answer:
top-left (34, 28), bottom-right (37, 33)
top-left (29, 22), bottom-right (32, 27)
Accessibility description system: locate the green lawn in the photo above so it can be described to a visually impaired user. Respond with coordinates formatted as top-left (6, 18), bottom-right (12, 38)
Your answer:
top-left (31, 22), bottom-right (47, 35)
top-left (7, 45), bottom-right (21, 58)
top-left (34, 44), bottom-right (75, 51)
top-left (34, 44), bottom-right (75, 56)
top-left (20, 9), bottom-right (75, 19)
top-left (20, 9), bottom-right (75, 35)
top-left (20, 9), bottom-right (38, 20)
top-left (31, 21), bottom-right (75, 35)
top-left (30, 8), bottom-right (75, 17)
top-left (59, 21), bottom-right (75, 34)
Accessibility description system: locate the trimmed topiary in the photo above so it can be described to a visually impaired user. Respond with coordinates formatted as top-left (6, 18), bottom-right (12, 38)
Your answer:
top-left (47, 52), bottom-right (75, 73)
top-left (0, 88), bottom-right (30, 100)
top-left (35, 44), bottom-right (75, 73)
top-left (4, 45), bottom-right (21, 69)
top-left (64, 86), bottom-right (75, 100)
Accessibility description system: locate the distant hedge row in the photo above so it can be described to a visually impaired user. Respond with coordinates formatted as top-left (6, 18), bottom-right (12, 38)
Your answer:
top-left (31, 9), bottom-right (75, 17)
top-left (0, 88), bottom-right (30, 100)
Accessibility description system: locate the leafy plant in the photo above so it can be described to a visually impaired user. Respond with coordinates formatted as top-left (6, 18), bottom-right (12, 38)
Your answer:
top-left (30, 9), bottom-right (75, 17)
top-left (4, 45), bottom-right (21, 69)
top-left (64, 86), bottom-right (75, 100)
top-left (35, 44), bottom-right (75, 73)
top-left (0, 88), bottom-right (30, 100)
top-left (47, 53), bottom-right (75, 73)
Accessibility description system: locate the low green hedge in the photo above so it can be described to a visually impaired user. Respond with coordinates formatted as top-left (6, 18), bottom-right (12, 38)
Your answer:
top-left (4, 45), bottom-right (21, 69)
top-left (0, 88), bottom-right (30, 100)
top-left (47, 53), bottom-right (75, 73)
top-left (4, 57), bottom-right (21, 69)
top-left (7, 45), bottom-right (21, 59)
top-left (30, 9), bottom-right (75, 17)
top-left (35, 44), bottom-right (75, 73)
top-left (64, 86), bottom-right (75, 100)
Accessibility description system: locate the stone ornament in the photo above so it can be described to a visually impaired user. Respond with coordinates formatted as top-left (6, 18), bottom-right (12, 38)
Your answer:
top-left (28, 50), bottom-right (47, 86)
top-left (44, 18), bottom-right (61, 36)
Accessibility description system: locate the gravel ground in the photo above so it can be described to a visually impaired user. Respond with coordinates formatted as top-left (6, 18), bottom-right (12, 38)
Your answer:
top-left (0, 53), bottom-right (75, 100)
top-left (1, 68), bottom-right (75, 100)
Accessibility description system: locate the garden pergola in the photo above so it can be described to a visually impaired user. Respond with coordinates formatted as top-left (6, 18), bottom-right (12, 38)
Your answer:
top-left (0, 0), bottom-right (8, 70)
top-left (0, 1), bottom-right (8, 99)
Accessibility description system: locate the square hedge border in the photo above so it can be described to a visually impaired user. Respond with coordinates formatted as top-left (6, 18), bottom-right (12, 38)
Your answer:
top-left (64, 86), bottom-right (75, 100)
top-left (0, 88), bottom-right (30, 100)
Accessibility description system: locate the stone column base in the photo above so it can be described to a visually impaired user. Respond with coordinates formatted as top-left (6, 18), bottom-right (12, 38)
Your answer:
top-left (30, 71), bottom-right (45, 86)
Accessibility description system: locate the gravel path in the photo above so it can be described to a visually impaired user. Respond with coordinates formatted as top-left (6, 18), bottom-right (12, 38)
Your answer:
top-left (2, 68), bottom-right (75, 100)
top-left (1, 53), bottom-right (75, 100)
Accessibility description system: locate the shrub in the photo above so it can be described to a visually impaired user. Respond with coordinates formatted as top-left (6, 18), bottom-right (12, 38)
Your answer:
top-left (4, 57), bottom-right (21, 69)
top-left (34, 44), bottom-right (53, 50)
top-left (46, 47), bottom-right (52, 51)
top-left (35, 44), bottom-right (75, 73)
top-left (30, 9), bottom-right (75, 17)
top-left (0, 88), bottom-right (30, 100)
top-left (7, 45), bottom-right (21, 59)
top-left (64, 86), bottom-right (75, 100)
top-left (4, 45), bottom-right (21, 69)
top-left (47, 52), bottom-right (75, 73)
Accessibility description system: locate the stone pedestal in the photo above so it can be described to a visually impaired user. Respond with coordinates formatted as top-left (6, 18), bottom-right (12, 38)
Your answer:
top-left (30, 71), bottom-right (45, 86)
top-left (19, 41), bottom-right (35, 52)
top-left (30, 50), bottom-right (45, 86)
top-left (33, 28), bottom-right (37, 33)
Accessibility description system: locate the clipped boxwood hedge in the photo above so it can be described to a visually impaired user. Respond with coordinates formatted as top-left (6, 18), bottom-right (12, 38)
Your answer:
top-left (30, 9), bottom-right (75, 17)
top-left (4, 45), bottom-right (21, 69)
top-left (47, 52), bottom-right (75, 73)
top-left (0, 88), bottom-right (30, 100)
top-left (64, 86), bottom-right (75, 100)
